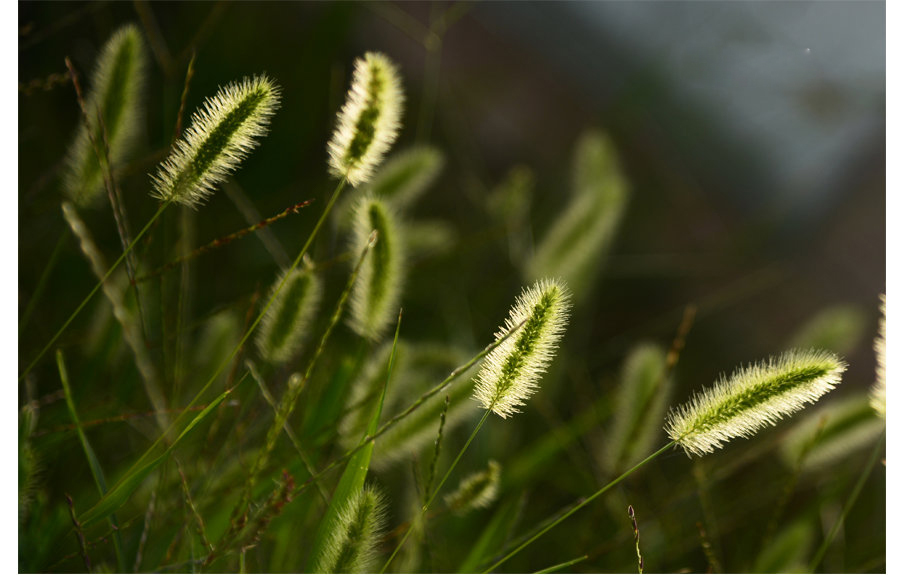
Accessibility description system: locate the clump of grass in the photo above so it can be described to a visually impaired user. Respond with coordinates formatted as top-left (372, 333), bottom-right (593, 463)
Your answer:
top-left (473, 278), bottom-right (572, 418)
top-left (328, 52), bottom-right (405, 186)
top-left (312, 486), bottom-right (387, 574)
top-left (151, 75), bottom-right (280, 207)
top-left (665, 349), bottom-right (846, 457)
top-left (347, 195), bottom-right (405, 340)
top-left (780, 394), bottom-right (884, 471)
top-left (64, 24), bottom-right (145, 206)
top-left (339, 342), bottom-right (475, 468)
top-left (445, 460), bottom-right (501, 514)
top-left (255, 268), bottom-right (322, 364)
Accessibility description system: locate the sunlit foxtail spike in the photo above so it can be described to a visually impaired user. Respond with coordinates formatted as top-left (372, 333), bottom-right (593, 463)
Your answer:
top-left (665, 349), bottom-right (846, 457)
top-left (473, 279), bottom-right (572, 418)
top-left (328, 52), bottom-right (404, 186)
top-left (151, 75), bottom-right (280, 208)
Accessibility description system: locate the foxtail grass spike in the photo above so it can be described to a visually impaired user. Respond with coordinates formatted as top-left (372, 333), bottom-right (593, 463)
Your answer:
top-left (347, 195), bottom-right (405, 340)
top-left (151, 75), bottom-right (280, 208)
top-left (314, 486), bottom-right (387, 574)
top-left (64, 24), bottom-right (145, 206)
top-left (328, 52), bottom-right (404, 186)
top-left (871, 294), bottom-right (886, 418)
top-left (473, 279), bottom-right (572, 418)
top-left (367, 146), bottom-right (443, 207)
top-left (780, 394), bottom-right (884, 471)
top-left (255, 268), bottom-right (322, 364)
top-left (606, 343), bottom-right (671, 472)
top-left (665, 349), bottom-right (846, 457)
top-left (445, 460), bottom-right (501, 514)
top-left (526, 131), bottom-right (628, 299)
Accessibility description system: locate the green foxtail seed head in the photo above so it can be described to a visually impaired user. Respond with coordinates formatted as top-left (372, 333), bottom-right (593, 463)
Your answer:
top-left (255, 268), bottom-right (322, 364)
top-left (473, 279), bottom-right (572, 418)
top-left (665, 349), bottom-right (846, 457)
top-left (871, 294), bottom-right (886, 418)
top-left (151, 75), bottom-right (280, 208)
top-left (328, 52), bottom-right (404, 186)
top-left (347, 195), bottom-right (405, 340)
top-left (64, 24), bottom-right (145, 206)
top-left (445, 460), bottom-right (501, 514)
top-left (314, 485), bottom-right (387, 574)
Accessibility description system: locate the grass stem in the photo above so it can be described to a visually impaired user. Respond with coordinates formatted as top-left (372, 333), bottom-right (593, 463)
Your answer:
top-left (484, 441), bottom-right (676, 573)
top-left (808, 430), bottom-right (885, 572)
top-left (381, 408), bottom-right (492, 572)
top-left (20, 200), bottom-right (171, 381)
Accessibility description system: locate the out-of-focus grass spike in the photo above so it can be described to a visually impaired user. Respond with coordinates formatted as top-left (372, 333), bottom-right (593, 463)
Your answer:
top-left (780, 394), bottom-right (884, 471)
top-left (605, 343), bottom-right (671, 473)
top-left (444, 460), bottom-right (501, 514)
top-left (789, 304), bottom-right (867, 356)
top-left (526, 131), bottom-right (628, 299)
top-left (347, 195), bottom-right (405, 341)
top-left (255, 268), bottom-right (322, 365)
top-left (64, 24), bottom-right (145, 206)
top-left (314, 486), bottom-right (388, 574)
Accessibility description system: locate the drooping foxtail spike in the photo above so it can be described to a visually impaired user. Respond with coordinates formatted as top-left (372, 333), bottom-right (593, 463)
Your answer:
top-left (473, 279), bottom-right (572, 419)
top-left (665, 349), bottom-right (846, 457)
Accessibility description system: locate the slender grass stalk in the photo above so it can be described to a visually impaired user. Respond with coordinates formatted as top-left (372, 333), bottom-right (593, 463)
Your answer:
top-left (484, 441), bottom-right (676, 573)
top-left (289, 318), bottom-right (526, 502)
top-left (627, 505), bottom-right (643, 574)
top-left (19, 227), bottom-right (69, 335)
top-left (534, 554), bottom-right (589, 574)
top-left (57, 350), bottom-right (126, 573)
top-left (423, 395), bottom-right (450, 503)
top-left (226, 225), bottom-right (375, 541)
top-left (62, 202), bottom-right (169, 431)
top-left (19, 200), bottom-right (170, 382)
top-left (381, 408), bottom-right (492, 573)
top-left (247, 359), bottom-right (329, 505)
top-left (808, 429), bottom-right (885, 572)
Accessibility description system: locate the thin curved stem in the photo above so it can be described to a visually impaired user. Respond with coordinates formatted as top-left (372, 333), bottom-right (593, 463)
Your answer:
top-left (808, 430), bottom-right (885, 572)
top-left (381, 408), bottom-right (492, 572)
top-left (484, 441), bottom-right (676, 573)
top-left (19, 201), bottom-right (171, 381)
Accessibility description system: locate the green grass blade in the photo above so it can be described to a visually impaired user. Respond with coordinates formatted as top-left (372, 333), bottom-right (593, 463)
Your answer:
top-left (78, 382), bottom-right (236, 526)
top-left (457, 493), bottom-right (526, 573)
top-left (57, 350), bottom-right (125, 572)
top-left (306, 312), bottom-right (402, 571)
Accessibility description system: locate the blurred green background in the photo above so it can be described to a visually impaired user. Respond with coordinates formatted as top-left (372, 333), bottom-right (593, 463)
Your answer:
top-left (19, 2), bottom-right (884, 573)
